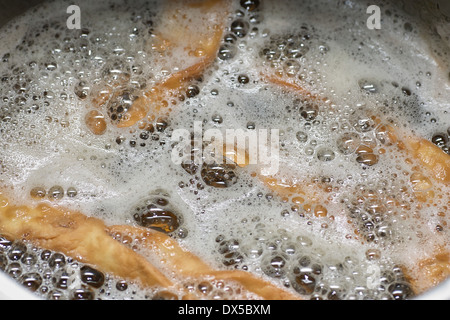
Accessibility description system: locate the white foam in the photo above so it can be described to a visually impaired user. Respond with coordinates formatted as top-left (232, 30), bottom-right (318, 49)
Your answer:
top-left (0, 0), bottom-right (448, 300)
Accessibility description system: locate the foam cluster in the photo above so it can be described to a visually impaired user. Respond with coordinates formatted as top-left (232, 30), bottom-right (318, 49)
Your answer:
top-left (0, 0), bottom-right (448, 300)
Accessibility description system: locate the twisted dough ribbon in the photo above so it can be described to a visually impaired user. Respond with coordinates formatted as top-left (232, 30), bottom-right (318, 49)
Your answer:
top-left (0, 193), bottom-right (300, 299)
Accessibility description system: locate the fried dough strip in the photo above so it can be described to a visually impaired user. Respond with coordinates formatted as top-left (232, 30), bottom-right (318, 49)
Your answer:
top-left (0, 193), bottom-right (300, 299)
top-left (371, 116), bottom-right (450, 185)
top-left (258, 175), bottom-right (321, 203)
top-left (118, 32), bottom-right (223, 128)
top-left (404, 247), bottom-right (450, 295)
top-left (90, 0), bottom-right (228, 131)
top-left (218, 140), bottom-right (321, 200)
top-left (108, 225), bottom-right (301, 300)
top-left (265, 76), bottom-right (450, 294)
top-left (360, 120), bottom-right (450, 295)
top-left (0, 193), bottom-right (173, 289)
top-left (215, 137), bottom-right (331, 223)
top-left (264, 75), bottom-right (450, 193)
top-left (117, 27), bottom-right (225, 128)
top-left (263, 74), bottom-right (330, 104)
top-left (402, 135), bottom-right (450, 185)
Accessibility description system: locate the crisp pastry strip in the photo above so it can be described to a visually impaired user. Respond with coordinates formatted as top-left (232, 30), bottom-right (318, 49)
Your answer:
top-left (109, 225), bottom-right (301, 300)
top-left (0, 192), bottom-right (300, 300)
top-left (258, 76), bottom-right (450, 295)
top-left (264, 76), bottom-right (450, 186)
top-left (0, 195), bottom-right (173, 289)
top-left (404, 247), bottom-right (450, 295)
top-left (87, 0), bottom-right (229, 133)
top-left (262, 74), bottom-right (331, 104)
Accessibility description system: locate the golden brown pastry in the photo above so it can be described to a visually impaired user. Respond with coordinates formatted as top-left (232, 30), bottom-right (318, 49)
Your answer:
top-left (0, 191), bottom-right (300, 299)
top-left (0, 192), bottom-right (173, 289)
top-left (86, 0), bottom-right (229, 133)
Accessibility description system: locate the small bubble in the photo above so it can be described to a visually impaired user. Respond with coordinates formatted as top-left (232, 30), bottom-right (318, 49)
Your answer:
top-left (30, 187), bottom-right (46, 199)
top-left (260, 47), bottom-right (280, 61)
top-left (218, 44), bottom-right (236, 60)
top-left (240, 0), bottom-right (259, 11)
top-left (212, 114), bottom-right (223, 123)
top-left (262, 254), bottom-right (287, 278)
top-left (305, 146), bottom-right (314, 156)
top-left (80, 266), bottom-right (105, 288)
top-left (116, 280), bottom-right (128, 291)
top-left (231, 19), bottom-right (249, 38)
top-left (224, 33), bottom-right (237, 44)
top-left (21, 252), bottom-right (37, 266)
top-left (353, 116), bottom-right (375, 132)
top-left (71, 285), bottom-right (95, 300)
top-left (45, 62), bottom-right (57, 71)
top-left (1, 53), bottom-right (10, 62)
top-left (318, 43), bottom-right (329, 54)
top-left (403, 22), bottom-right (413, 32)
top-left (85, 110), bottom-right (107, 135)
top-left (300, 103), bottom-right (318, 121)
top-left (66, 187), bottom-right (78, 198)
top-left (317, 148), bottom-right (335, 161)
top-left (365, 249), bottom-right (381, 260)
top-left (389, 282), bottom-right (413, 300)
top-left (401, 87), bottom-right (411, 96)
top-left (48, 253), bottom-right (66, 268)
top-left (337, 132), bottom-right (360, 155)
top-left (246, 121), bottom-right (255, 130)
top-left (296, 131), bottom-right (308, 142)
top-left (297, 236), bottom-right (312, 247)
top-left (283, 59), bottom-right (301, 77)
top-left (20, 273), bottom-right (42, 292)
top-left (197, 281), bottom-right (213, 294)
top-left (186, 85), bottom-right (200, 98)
top-left (48, 186), bottom-right (64, 200)
top-left (431, 133), bottom-right (448, 148)
top-left (6, 262), bottom-right (22, 279)
top-left (358, 79), bottom-right (378, 94)
top-left (40, 250), bottom-right (52, 261)
top-left (8, 242), bottom-right (27, 261)
top-left (74, 81), bottom-right (89, 99)
top-left (176, 227), bottom-right (189, 238)
top-left (237, 74), bottom-right (249, 84)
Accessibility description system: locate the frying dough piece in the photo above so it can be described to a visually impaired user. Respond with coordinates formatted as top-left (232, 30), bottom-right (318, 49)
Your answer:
top-left (264, 75), bottom-right (450, 193)
top-left (261, 76), bottom-right (450, 295)
top-left (402, 136), bottom-right (450, 185)
top-left (0, 192), bottom-right (173, 289)
top-left (0, 192), bottom-right (300, 299)
top-left (88, 0), bottom-right (229, 132)
top-left (109, 225), bottom-right (301, 300)
top-left (263, 74), bottom-right (330, 104)
top-left (405, 247), bottom-right (450, 295)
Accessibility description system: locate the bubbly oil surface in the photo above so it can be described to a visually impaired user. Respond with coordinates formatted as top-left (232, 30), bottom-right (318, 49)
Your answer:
top-left (0, 0), bottom-right (449, 300)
